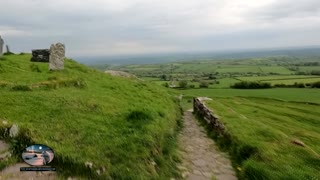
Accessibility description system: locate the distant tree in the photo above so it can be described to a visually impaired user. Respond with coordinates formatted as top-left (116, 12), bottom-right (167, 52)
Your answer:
top-left (179, 80), bottom-right (188, 88)
top-left (208, 73), bottom-right (217, 80)
top-left (311, 81), bottom-right (320, 88)
top-left (231, 81), bottom-right (271, 89)
top-left (199, 81), bottom-right (209, 88)
top-left (311, 70), bottom-right (320, 75)
top-left (294, 82), bottom-right (305, 88)
top-left (162, 82), bottom-right (169, 88)
top-left (160, 74), bottom-right (167, 81)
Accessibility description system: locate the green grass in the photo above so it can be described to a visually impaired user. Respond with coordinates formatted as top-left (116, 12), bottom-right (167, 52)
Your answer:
top-left (204, 97), bottom-right (320, 179)
top-left (0, 54), bottom-right (181, 179)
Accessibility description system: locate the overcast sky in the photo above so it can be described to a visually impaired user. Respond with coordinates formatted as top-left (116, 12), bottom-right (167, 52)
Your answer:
top-left (1, 0), bottom-right (320, 57)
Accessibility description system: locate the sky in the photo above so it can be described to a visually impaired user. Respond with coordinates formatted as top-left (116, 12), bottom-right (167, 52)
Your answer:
top-left (1, 0), bottom-right (320, 57)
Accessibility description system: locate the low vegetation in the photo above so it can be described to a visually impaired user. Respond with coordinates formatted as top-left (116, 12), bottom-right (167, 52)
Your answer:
top-left (230, 81), bottom-right (272, 89)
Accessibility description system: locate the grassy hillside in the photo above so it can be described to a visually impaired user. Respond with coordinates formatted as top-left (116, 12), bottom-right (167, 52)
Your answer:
top-left (205, 97), bottom-right (320, 179)
top-left (0, 54), bottom-right (181, 179)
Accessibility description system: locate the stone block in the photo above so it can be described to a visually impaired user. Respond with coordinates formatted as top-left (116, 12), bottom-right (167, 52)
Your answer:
top-left (49, 43), bottom-right (65, 70)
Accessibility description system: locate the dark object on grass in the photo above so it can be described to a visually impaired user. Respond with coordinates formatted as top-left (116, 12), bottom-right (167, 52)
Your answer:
top-left (31, 49), bottom-right (50, 62)
top-left (231, 81), bottom-right (272, 89)
top-left (11, 85), bottom-right (32, 91)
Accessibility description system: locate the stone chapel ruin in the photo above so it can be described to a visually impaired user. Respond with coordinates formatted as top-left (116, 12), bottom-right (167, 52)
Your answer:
top-left (31, 42), bottom-right (65, 70)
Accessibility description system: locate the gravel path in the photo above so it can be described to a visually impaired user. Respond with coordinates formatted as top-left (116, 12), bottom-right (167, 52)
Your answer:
top-left (178, 110), bottom-right (237, 180)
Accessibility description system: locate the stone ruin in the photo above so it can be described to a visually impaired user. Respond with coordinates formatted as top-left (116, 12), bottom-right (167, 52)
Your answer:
top-left (49, 43), bottom-right (65, 70)
top-left (30, 42), bottom-right (65, 70)
top-left (0, 36), bottom-right (3, 56)
top-left (31, 49), bottom-right (50, 62)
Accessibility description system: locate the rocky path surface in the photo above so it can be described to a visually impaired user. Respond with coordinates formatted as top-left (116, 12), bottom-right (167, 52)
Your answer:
top-left (178, 110), bottom-right (237, 180)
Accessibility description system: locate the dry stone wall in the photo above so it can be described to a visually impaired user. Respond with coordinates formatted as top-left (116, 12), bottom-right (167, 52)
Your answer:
top-left (193, 97), bottom-right (226, 136)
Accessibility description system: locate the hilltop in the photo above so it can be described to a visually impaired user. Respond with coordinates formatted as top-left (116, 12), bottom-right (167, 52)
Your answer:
top-left (0, 54), bottom-right (181, 179)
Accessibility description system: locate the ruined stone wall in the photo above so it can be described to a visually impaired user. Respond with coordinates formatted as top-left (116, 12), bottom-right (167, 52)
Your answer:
top-left (193, 97), bottom-right (226, 136)
top-left (31, 49), bottom-right (50, 62)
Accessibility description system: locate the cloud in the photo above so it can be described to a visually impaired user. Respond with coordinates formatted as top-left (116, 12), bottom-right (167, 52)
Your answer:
top-left (0, 0), bottom-right (319, 57)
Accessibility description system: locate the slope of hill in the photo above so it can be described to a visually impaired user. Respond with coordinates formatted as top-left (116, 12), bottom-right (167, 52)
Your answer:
top-left (0, 54), bottom-right (181, 179)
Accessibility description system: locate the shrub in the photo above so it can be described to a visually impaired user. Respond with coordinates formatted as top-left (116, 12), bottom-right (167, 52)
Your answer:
top-left (11, 85), bottom-right (32, 91)
top-left (274, 84), bottom-right (287, 88)
top-left (311, 81), bottom-right (320, 88)
top-left (160, 74), bottom-right (167, 81)
top-left (311, 70), bottom-right (320, 75)
top-left (199, 81), bottom-right (209, 88)
top-left (189, 84), bottom-right (195, 88)
top-left (126, 110), bottom-right (154, 128)
top-left (3, 52), bottom-right (14, 55)
top-left (162, 82), bottom-right (169, 88)
top-left (30, 64), bottom-right (41, 72)
top-left (274, 82), bottom-right (305, 88)
top-left (179, 80), bottom-right (188, 88)
top-left (231, 81), bottom-right (272, 89)
top-left (191, 78), bottom-right (200, 82)
top-left (208, 74), bottom-right (216, 80)
top-left (294, 82), bottom-right (305, 88)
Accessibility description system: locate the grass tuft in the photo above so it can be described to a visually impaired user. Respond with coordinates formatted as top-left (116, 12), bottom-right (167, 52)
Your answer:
top-left (11, 84), bottom-right (32, 91)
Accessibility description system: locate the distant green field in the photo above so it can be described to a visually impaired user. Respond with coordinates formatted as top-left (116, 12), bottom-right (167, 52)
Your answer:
top-left (216, 65), bottom-right (262, 73)
top-left (237, 75), bottom-right (318, 81)
top-left (236, 75), bottom-right (320, 85)
top-left (264, 78), bottom-right (320, 85)
top-left (205, 97), bottom-right (320, 179)
top-left (259, 66), bottom-right (292, 74)
top-left (298, 66), bottom-right (320, 72)
top-left (180, 88), bottom-right (320, 104)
